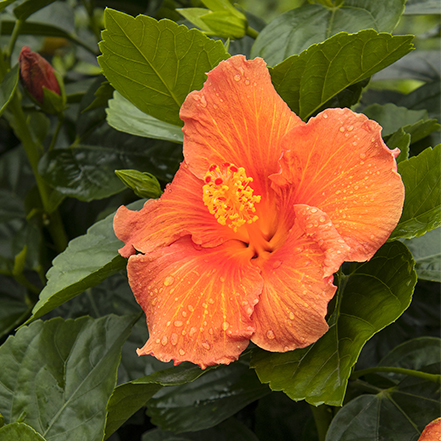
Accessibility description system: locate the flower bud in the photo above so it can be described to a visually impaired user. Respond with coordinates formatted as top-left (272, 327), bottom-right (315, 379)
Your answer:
top-left (18, 46), bottom-right (64, 113)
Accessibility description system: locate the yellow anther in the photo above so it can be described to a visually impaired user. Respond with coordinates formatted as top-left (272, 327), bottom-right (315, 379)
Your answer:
top-left (202, 163), bottom-right (261, 232)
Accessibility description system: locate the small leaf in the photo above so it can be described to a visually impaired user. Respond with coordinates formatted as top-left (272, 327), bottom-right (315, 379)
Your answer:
top-left (402, 228), bottom-right (441, 281)
top-left (115, 169), bottom-right (162, 199)
top-left (23, 200), bottom-right (144, 325)
top-left (147, 362), bottom-right (270, 433)
top-left (13, 0), bottom-right (57, 20)
top-left (0, 64), bottom-right (19, 117)
top-left (270, 31), bottom-right (414, 120)
top-left (105, 363), bottom-right (212, 439)
top-left (0, 422), bottom-right (46, 440)
top-left (0, 315), bottom-right (136, 440)
top-left (251, 241), bottom-right (417, 406)
top-left (391, 144), bottom-right (441, 240)
top-left (82, 81), bottom-right (114, 112)
top-left (98, 9), bottom-right (229, 126)
top-left (251, 0), bottom-right (405, 65)
top-left (107, 92), bottom-right (184, 143)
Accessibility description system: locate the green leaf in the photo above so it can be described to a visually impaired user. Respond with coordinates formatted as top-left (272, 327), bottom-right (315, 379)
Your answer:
top-left (0, 315), bottom-right (136, 440)
top-left (39, 133), bottom-right (182, 201)
top-left (251, 0), bottom-right (405, 66)
top-left (142, 418), bottom-right (260, 441)
top-left (13, 0), bottom-right (57, 20)
top-left (115, 169), bottom-right (162, 199)
top-left (0, 422), bottom-right (46, 440)
top-left (270, 31), bottom-right (414, 120)
top-left (82, 81), bottom-right (114, 113)
top-left (251, 241), bottom-right (417, 406)
top-left (107, 92), bottom-right (184, 143)
top-left (402, 228), bottom-right (441, 282)
top-left (391, 144), bottom-right (441, 240)
top-left (327, 340), bottom-right (440, 441)
top-left (105, 363), bottom-right (212, 439)
top-left (386, 128), bottom-right (410, 163)
top-left (0, 0), bottom-right (18, 13)
top-left (23, 201), bottom-right (144, 325)
top-left (98, 9), bottom-right (229, 126)
top-left (0, 64), bottom-right (19, 117)
top-left (147, 362), bottom-right (270, 433)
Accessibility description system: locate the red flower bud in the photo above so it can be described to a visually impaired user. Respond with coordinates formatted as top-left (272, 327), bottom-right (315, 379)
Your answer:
top-left (18, 46), bottom-right (60, 104)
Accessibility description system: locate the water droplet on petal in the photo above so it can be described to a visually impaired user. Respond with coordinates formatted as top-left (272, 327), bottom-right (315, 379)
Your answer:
top-left (234, 74), bottom-right (241, 81)
top-left (174, 321), bottom-right (183, 327)
top-left (319, 215), bottom-right (326, 222)
top-left (360, 152), bottom-right (366, 159)
top-left (222, 322), bottom-right (230, 331)
top-left (161, 335), bottom-right (168, 345)
top-left (164, 276), bottom-right (174, 286)
top-left (171, 333), bottom-right (178, 345)
top-left (245, 79), bottom-right (250, 85)
top-left (339, 126), bottom-right (345, 132)
top-left (179, 349), bottom-right (185, 355)
top-left (289, 312), bottom-right (295, 320)
top-left (200, 95), bottom-right (207, 107)
top-left (267, 330), bottom-right (275, 339)
top-left (202, 341), bottom-right (211, 350)
top-left (190, 327), bottom-right (197, 336)
top-left (272, 260), bottom-right (282, 269)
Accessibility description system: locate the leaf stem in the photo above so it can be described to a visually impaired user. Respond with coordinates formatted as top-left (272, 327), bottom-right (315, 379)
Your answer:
top-left (48, 113), bottom-right (65, 151)
top-left (7, 18), bottom-right (23, 61)
top-left (246, 25), bottom-right (259, 39)
top-left (310, 404), bottom-right (333, 441)
top-left (351, 366), bottom-right (441, 384)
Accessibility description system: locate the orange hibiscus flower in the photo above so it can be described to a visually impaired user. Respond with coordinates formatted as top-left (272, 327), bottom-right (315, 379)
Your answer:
top-left (114, 55), bottom-right (404, 369)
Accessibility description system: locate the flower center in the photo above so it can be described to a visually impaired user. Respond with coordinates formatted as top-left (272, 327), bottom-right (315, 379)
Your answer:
top-left (202, 163), bottom-right (261, 232)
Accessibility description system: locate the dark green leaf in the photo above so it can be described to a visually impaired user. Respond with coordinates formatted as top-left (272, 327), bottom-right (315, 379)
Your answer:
top-left (397, 81), bottom-right (440, 122)
top-left (0, 315), bottom-right (137, 440)
top-left (251, 241), bottom-right (417, 406)
top-left (251, 0), bottom-right (405, 66)
top-left (107, 92), bottom-right (184, 143)
top-left (0, 422), bottom-right (46, 440)
top-left (98, 9), bottom-right (229, 126)
top-left (13, 0), bottom-right (56, 20)
top-left (39, 132), bottom-right (182, 201)
top-left (0, 277), bottom-right (30, 337)
top-left (391, 144), bottom-right (441, 240)
top-left (142, 418), bottom-right (259, 441)
top-left (0, 0), bottom-right (18, 13)
top-left (386, 128), bottom-right (410, 163)
top-left (402, 228), bottom-right (441, 281)
top-left (270, 31), bottom-right (414, 120)
top-left (147, 362), bottom-right (270, 433)
top-left (0, 64), bottom-right (19, 117)
top-left (23, 201), bottom-right (145, 325)
top-left (327, 340), bottom-right (440, 441)
top-left (115, 169), bottom-right (162, 199)
top-left (82, 81), bottom-right (114, 113)
top-left (105, 363), bottom-right (212, 439)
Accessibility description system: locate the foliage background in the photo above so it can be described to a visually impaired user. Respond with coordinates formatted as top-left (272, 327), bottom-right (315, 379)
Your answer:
top-left (0, 0), bottom-right (439, 440)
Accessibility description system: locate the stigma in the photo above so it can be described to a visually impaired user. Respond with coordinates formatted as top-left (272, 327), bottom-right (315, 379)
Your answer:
top-left (202, 163), bottom-right (261, 232)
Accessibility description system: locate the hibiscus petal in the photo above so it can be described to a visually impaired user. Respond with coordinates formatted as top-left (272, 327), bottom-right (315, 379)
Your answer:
top-left (180, 55), bottom-right (303, 199)
top-left (294, 204), bottom-right (351, 277)
top-left (273, 108), bottom-right (404, 262)
top-left (128, 236), bottom-right (262, 369)
top-left (251, 224), bottom-right (336, 352)
top-left (114, 163), bottom-right (238, 258)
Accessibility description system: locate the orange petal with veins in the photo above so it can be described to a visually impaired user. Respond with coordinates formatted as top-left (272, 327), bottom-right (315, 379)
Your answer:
top-left (114, 163), bottom-right (237, 258)
top-left (128, 236), bottom-right (262, 369)
top-left (251, 223), bottom-right (336, 352)
top-left (180, 55), bottom-right (303, 200)
top-left (418, 418), bottom-right (441, 441)
top-left (272, 108), bottom-right (404, 262)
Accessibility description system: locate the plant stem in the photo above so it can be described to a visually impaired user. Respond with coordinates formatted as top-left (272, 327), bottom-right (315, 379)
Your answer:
top-left (310, 404), bottom-right (333, 441)
top-left (246, 25), bottom-right (259, 39)
top-left (7, 19), bottom-right (23, 61)
top-left (48, 113), bottom-right (64, 151)
top-left (351, 366), bottom-right (441, 384)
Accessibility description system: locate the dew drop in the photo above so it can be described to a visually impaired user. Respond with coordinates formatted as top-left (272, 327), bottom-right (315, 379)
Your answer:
top-left (179, 349), bottom-right (186, 355)
top-left (289, 312), bottom-right (295, 320)
top-left (360, 152), bottom-right (366, 159)
top-left (234, 74), bottom-right (241, 81)
top-left (222, 322), bottom-right (230, 331)
top-left (272, 260), bottom-right (282, 269)
top-left (267, 330), bottom-right (275, 339)
top-left (202, 341), bottom-right (211, 350)
top-left (188, 305), bottom-right (194, 312)
top-left (174, 320), bottom-right (183, 327)
top-left (209, 328), bottom-right (214, 334)
top-left (182, 311), bottom-right (187, 317)
top-left (323, 113), bottom-right (328, 119)
top-left (190, 327), bottom-right (197, 336)
top-left (200, 95), bottom-right (207, 107)
top-left (284, 346), bottom-right (289, 351)
top-left (311, 207), bottom-right (318, 213)
top-left (247, 307), bottom-right (253, 315)
top-left (171, 333), bottom-right (178, 345)
top-left (155, 338), bottom-right (160, 344)
top-left (164, 276), bottom-right (174, 286)
top-left (347, 125), bottom-right (354, 132)
top-left (245, 79), bottom-right (250, 85)
top-left (166, 321), bottom-right (171, 327)
top-left (339, 126), bottom-right (345, 132)
top-left (161, 335), bottom-right (168, 346)
top-left (319, 215), bottom-right (326, 223)
top-left (213, 103), bottom-right (218, 109)
top-left (208, 298), bottom-right (215, 304)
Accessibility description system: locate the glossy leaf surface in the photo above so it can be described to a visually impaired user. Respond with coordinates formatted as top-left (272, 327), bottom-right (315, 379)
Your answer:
top-left (251, 241), bottom-right (417, 406)
top-left (252, 0), bottom-right (405, 65)
top-left (270, 31), bottom-right (414, 120)
top-left (0, 64), bottom-right (19, 117)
